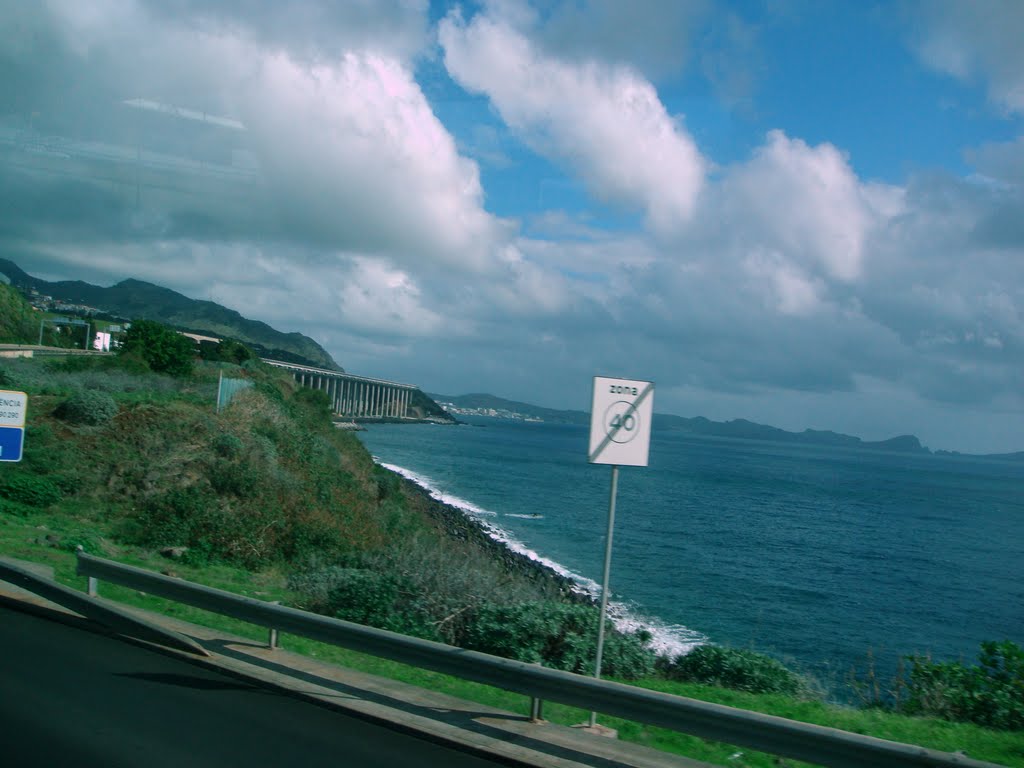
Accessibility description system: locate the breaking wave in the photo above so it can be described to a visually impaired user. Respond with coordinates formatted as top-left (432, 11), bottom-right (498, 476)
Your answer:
top-left (378, 460), bottom-right (706, 657)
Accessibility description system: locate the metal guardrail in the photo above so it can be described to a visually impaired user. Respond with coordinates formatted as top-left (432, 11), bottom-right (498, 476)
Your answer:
top-left (75, 552), bottom-right (999, 768)
top-left (0, 557), bottom-right (207, 656)
top-left (0, 344), bottom-right (110, 357)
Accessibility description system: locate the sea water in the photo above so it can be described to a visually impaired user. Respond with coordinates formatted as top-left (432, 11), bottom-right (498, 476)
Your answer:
top-left (358, 418), bottom-right (1023, 694)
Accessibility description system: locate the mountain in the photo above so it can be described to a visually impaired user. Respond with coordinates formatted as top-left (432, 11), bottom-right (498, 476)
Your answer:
top-left (433, 392), bottom-right (934, 454)
top-left (0, 259), bottom-right (340, 370)
top-left (653, 414), bottom-right (928, 453)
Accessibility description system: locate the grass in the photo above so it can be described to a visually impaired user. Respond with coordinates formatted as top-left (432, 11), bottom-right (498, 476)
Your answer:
top-left (2, 510), bottom-right (1022, 768)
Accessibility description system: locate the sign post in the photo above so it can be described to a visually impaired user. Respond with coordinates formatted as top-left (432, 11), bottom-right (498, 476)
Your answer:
top-left (586, 376), bottom-right (653, 727)
top-left (0, 390), bottom-right (28, 462)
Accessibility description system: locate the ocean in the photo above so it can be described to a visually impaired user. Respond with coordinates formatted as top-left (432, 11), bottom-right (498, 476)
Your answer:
top-left (357, 417), bottom-right (1023, 695)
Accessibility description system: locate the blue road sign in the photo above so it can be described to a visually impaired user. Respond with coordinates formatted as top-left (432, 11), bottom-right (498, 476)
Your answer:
top-left (0, 426), bottom-right (24, 462)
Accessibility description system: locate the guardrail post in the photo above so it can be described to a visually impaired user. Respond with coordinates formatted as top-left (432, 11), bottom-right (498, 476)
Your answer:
top-left (78, 547), bottom-right (98, 596)
top-left (529, 695), bottom-right (544, 723)
top-left (529, 662), bottom-right (544, 722)
top-left (268, 601), bottom-right (280, 649)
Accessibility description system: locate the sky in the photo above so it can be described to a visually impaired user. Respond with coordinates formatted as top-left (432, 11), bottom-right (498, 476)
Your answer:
top-left (1, 0), bottom-right (1022, 453)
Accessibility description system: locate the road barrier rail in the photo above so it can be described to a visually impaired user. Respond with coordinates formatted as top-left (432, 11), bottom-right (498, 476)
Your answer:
top-left (74, 551), bottom-right (997, 768)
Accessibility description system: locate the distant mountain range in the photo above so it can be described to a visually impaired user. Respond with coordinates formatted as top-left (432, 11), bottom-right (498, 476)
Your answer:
top-left (431, 392), bottom-right (1024, 460)
top-left (0, 259), bottom-right (340, 370)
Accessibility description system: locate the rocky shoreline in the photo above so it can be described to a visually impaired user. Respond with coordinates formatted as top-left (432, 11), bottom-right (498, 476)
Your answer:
top-left (392, 471), bottom-right (590, 604)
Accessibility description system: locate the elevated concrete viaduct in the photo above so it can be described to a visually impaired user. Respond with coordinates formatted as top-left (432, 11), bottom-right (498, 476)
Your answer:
top-left (262, 359), bottom-right (416, 420)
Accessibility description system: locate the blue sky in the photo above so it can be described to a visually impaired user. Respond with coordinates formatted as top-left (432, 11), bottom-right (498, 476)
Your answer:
top-left (1, 0), bottom-right (1023, 452)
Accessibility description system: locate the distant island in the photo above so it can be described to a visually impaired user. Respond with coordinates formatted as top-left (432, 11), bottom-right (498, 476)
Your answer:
top-left (431, 392), bottom-right (1024, 460)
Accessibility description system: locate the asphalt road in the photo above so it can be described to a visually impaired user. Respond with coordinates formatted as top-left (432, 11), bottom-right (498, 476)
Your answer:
top-left (0, 604), bottom-right (506, 768)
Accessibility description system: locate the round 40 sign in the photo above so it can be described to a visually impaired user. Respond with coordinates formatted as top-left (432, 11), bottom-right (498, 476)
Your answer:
top-left (588, 376), bottom-right (654, 467)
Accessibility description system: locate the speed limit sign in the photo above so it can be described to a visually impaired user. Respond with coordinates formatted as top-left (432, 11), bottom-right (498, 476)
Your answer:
top-left (588, 376), bottom-right (654, 466)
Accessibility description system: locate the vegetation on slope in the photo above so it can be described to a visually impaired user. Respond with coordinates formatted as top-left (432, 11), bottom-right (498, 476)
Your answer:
top-left (0, 341), bottom-right (648, 673)
top-left (0, 258), bottom-right (340, 370)
top-left (0, 283), bottom-right (40, 344)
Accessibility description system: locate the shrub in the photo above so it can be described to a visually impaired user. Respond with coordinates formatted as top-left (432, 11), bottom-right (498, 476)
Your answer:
top-left (133, 485), bottom-right (284, 569)
top-left (199, 338), bottom-right (255, 365)
top-left (461, 601), bottom-right (655, 679)
top-left (282, 516), bottom-right (348, 565)
top-left (213, 433), bottom-right (243, 459)
top-left (291, 566), bottom-right (439, 640)
top-left (0, 497), bottom-right (32, 517)
top-left (54, 390), bottom-right (119, 425)
top-left (0, 473), bottom-right (63, 508)
top-left (119, 319), bottom-right (195, 377)
top-left (208, 458), bottom-right (262, 498)
top-left (658, 645), bottom-right (807, 696)
top-left (323, 568), bottom-right (405, 625)
top-left (901, 641), bottom-right (1024, 730)
top-left (288, 564), bottom-right (365, 610)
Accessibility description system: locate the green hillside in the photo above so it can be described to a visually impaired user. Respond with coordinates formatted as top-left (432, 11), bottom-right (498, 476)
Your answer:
top-left (0, 259), bottom-right (340, 370)
top-left (0, 283), bottom-right (41, 344)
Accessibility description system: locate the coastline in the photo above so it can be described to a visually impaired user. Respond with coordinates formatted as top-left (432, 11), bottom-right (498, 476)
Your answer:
top-left (388, 468), bottom-right (586, 603)
top-left (381, 460), bottom-right (706, 658)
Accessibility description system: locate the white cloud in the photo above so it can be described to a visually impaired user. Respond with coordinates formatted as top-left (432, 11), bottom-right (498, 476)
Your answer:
top-left (245, 49), bottom-right (506, 270)
top-left (743, 250), bottom-right (823, 316)
top-left (439, 9), bottom-right (706, 235)
top-left (911, 0), bottom-right (1024, 114)
top-left (715, 131), bottom-right (901, 282)
top-left (337, 257), bottom-right (444, 336)
top-left (10, 0), bottom-right (509, 274)
top-left (967, 135), bottom-right (1024, 185)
